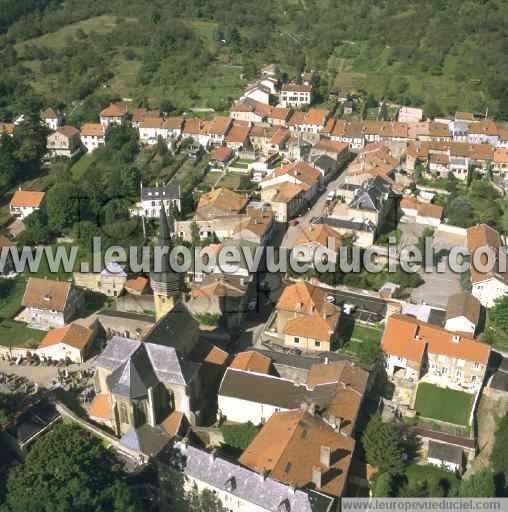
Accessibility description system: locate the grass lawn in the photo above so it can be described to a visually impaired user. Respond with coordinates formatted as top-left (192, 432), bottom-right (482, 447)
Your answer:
top-left (15, 15), bottom-right (128, 52)
top-left (220, 422), bottom-right (259, 457)
top-left (399, 463), bottom-right (460, 497)
top-left (217, 173), bottom-right (242, 190)
top-left (71, 153), bottom-right (96, 181)
top-left (415, 383), bottom-right (473, 426)
top-left (0, 319), bottom-right (45, 349)
top-left (23, 244), bottom-right (92, 281)
top-left (351, 323), bottom-right (383, 344)
top-left (337, 318), bottom-right (383, 365)
top-left (170, 158), bottom-right (210, 196)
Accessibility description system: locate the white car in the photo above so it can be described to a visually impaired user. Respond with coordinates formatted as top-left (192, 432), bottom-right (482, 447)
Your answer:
top-left (343, 303), bottom-right (356, 315)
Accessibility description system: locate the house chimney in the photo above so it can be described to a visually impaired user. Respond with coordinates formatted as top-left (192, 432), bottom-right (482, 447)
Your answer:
top-left (320, 446), bottom-right (331, 468)
top-left (452, 335), bottom-right (461, 343)
top-left (312, 467), bottom-right (322, 489)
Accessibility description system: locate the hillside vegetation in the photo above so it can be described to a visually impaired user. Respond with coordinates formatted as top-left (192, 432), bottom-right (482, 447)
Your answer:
top-left (0, 0), bottom-right (507, 119)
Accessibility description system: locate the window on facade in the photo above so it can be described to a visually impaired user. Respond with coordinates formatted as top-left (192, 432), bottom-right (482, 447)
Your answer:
top-left (119, 402), bottom-right (129, 424)
top-left (315, 341), bottom-right (320, 347)
top-left (294, 337), bottom-right (299, 344)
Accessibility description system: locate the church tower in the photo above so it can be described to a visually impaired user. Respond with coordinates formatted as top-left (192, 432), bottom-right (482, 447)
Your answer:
top-left (150, 204), bottom-right (182, 321)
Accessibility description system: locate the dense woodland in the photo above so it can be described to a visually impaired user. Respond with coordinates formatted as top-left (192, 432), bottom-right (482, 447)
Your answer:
top-left (0, 0), bottom-right (507, 120)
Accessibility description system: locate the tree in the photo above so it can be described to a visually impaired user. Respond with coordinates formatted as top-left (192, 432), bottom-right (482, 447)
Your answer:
top-left (362, 415), bottom-right (405, 475)
top-left (18, 209), bottom-right (50, 245)
top-left (373, 472), bottom-right (393, 497)
top-left (4, 423), bottom-right (142, 512)
top-left (459, 469), bottom-right (496, 497)
top-left (424, 99), bottom-right (442, 119)
top-left (0, 133), bottom-right (17, 189)
top-left (490, 296), bottom-right (508, 333)
top-left (46, 182), bottom-right (84, 232)
top-left (492, 415), bottom-right (508, 480)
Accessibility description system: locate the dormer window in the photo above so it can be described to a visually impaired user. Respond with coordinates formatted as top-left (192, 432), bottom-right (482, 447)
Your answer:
top-left (278, 499), bottom-right (291, 512)
top-left (224, 476), bottom-right (236, 491)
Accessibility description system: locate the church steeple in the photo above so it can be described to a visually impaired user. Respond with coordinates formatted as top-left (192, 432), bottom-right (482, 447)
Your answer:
top-left (150, 204), bottom-right (182, 321)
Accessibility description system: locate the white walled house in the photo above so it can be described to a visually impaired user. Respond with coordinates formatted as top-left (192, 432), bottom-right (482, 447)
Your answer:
top-left (445, 293), bottom-right (481, 337)
top-left (100, 102), bottom-right (128, 127)
top-left (280, 83), bottom-right (312, 108)
top-left (47, 125), bottom-right (82, 158)
top-left (467, 224), bottom-right (508, 307)
top-left (80, 123), bottom-right (106, 152)
top-left (139, 117), bottom-right (167, 145)
top-left (37, 322), bottom-right (96, 363)
top-left (129, 184), bottom-right (182, 218)
top-left (40, 107), bottom-right (62, 131)
top-left (242, 85), bottom-right (271, 105)
top-left (217, 365), bottom-right (366, 428)
top-left (382, 315), bottom-right (490, 394)
top-left (18, 278), bottom-right (83, 331)
top-left (10, 190), bottom-right (45, 219)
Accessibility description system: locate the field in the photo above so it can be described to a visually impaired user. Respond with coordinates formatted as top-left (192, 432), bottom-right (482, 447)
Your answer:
top-left (71, 153), bottom-right (96, 181)
top-left (170, 157), bottom-right (210, 196)
top-left (415, 383), bottom-right (473, 426)
top-left (15, 16), bottom-right (125, 52)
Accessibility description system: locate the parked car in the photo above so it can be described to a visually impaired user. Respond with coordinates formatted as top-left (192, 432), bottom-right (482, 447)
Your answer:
top-left (343, 303), bottom-right (356, 315)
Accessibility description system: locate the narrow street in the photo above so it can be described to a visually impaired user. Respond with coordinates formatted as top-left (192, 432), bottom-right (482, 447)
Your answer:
top-left (281, 166), bottom-right (349, 248)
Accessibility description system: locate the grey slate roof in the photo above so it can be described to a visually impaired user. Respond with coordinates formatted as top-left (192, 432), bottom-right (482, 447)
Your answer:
top-left (120, 424), bottom-right (171, 456)
top-left (141, 185), bottom-right (181, 202)
top-left (312, 154), bottom-right (337, 176)
top-left (219, 368), bottom-right (337, 409)
top-left (313, 216), bottom-right (376, 233)
top-left (172, 442), bottom-right (335, 512)
top-left (428, 440), bottom-right (463, 465)
top-left (107, 345), bottom-right (159, 399)
top-left (96, 336), bottom-right (193, 392)
top-left (349, 176), bottom-right (392, 212)
top-left (143, 303), bottom-right (199, 354)
top-left (95, 336), bottom-right (140, 371)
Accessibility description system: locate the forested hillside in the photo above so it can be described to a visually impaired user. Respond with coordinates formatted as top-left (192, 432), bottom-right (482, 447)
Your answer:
top-left (0, 0), bottom-right (507, 120)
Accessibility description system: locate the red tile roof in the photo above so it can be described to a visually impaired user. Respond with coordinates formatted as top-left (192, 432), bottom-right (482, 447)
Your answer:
top-left (382, 314), bottom-right (491, 365)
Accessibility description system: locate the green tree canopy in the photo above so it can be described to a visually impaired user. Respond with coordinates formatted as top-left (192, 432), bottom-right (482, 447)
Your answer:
top-left (4, 423), bottom-right (142, 512)
top-left (362, 415), bottom-right (405, 475)
top-left (459, 469), bottom-right (496, 497)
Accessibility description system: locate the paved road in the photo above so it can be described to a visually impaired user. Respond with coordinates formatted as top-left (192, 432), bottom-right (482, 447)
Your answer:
top-left (281, 168), bottom-right (349, 249)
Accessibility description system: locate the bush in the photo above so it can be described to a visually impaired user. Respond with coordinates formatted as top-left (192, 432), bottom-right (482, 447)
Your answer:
top-left (220, 422), bottom-right (259, 452)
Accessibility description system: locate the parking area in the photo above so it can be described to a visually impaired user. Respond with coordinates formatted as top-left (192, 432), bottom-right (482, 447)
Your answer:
top-left (324, 288), bottom-right (387, 323)
top-left (409, 260), bottom-right (463, 308)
